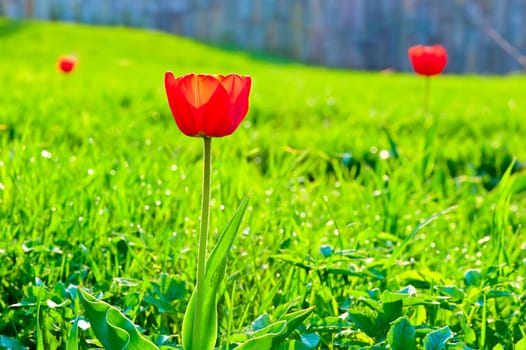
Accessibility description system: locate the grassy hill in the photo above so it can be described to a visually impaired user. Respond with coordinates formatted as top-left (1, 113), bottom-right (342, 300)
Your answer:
top-left (0, 18), bottom-right (525, 349)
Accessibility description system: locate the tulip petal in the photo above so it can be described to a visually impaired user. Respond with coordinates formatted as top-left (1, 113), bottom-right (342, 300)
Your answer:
top-left (201, 83), bottom-right (232, 137)
top-left (219, 74), bottom-right (246, 102)
top-left (181, 74), bottom-right (226, 134)
top-left (165, 72), bottom-right (199, 136)
top-left (178, 74), bottom-right (220, 108)
top-left (227, 76), bottom-right (251, 134)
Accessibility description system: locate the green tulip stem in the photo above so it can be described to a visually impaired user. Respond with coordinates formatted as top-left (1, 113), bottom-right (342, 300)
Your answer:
top-left (193, 136), bottom-right (212, 345)
top-left (424, 76), bottom-right (431, 118)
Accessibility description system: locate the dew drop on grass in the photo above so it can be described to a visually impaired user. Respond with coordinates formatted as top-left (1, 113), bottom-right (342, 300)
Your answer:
top-left (41, 150), bottom-right (52, 159)
top-left (87, 169), bottom-right (94, 175)
top-left (165, 189), bottom-right (171, 196)
top-left (0, 161), bottom-right (4, 166)
top-left (477, 236), bottom-right (490, 245)
top-left (155, 200), bottom-right (161, 206)
top-left (144, 205), bottom-right (150, 211)
top-left (379, 150), bottom-right (390, 159)
top-left (78, 216), bottom-right (83, 222)
top-left (0, 183), bottom-right (4, 191)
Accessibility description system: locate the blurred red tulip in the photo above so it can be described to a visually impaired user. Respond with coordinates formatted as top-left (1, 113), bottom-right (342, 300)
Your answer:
top-left (57, 55), bottom-right (78, 74)
top-left (165, 73), bottom-right (251, 137)
top-left (408, 45), bottom-right (447, 76)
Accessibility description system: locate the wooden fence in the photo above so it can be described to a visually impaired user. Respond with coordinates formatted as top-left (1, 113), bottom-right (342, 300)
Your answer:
top-left (2, 0), bottom-right (525, 73)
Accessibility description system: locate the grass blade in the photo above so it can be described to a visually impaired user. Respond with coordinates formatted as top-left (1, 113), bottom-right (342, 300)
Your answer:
top-left (387, 205), bottom-right (457, 266)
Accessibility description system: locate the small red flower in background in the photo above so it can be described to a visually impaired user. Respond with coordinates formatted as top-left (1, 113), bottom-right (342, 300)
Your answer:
top-left (164, 73), bottom-right (251, 137)
top-left (408, 45), bottom-right (447, 76)
top-left (57, 55), bottom-right (78, 74)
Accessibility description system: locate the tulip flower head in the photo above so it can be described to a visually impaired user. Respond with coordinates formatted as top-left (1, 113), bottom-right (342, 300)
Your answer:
top-left (408, 45), bottom-right (447, 76)
top-left (57, 55), bottom-right (78, 74)
top-left (164, 73), bottom-right (251, 138)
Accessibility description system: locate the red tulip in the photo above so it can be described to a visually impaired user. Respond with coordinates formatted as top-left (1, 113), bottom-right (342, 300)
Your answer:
top-left (408, 45), bottom-right (447, 76)
top-left (164, 73), bottom-right (251, 138)
top-left (57, 55), bottom-right (78, 74)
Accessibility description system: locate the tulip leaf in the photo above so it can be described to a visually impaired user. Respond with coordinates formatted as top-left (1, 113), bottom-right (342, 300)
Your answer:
top-left (78, 288), bottom-right (159, 350)
top-left (182, 197), bottom-right (249, 350)
top-left (235, 307), bottom-right (315, 350)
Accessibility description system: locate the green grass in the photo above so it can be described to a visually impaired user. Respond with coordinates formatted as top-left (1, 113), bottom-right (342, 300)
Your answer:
top-left (0, 17), bottom-right (525, 349)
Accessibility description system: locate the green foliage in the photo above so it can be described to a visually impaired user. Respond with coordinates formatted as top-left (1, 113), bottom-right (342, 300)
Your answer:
top-left (78, 288), bottom-right (159, 349)
top-left (0, 18), bottom-right (525, 349)
top-left (235, 307), bottom-right (314, 350)
top-left (423, 326), bottom-right (453, 350)
top-left (388, 317), bottom-right (416, 350)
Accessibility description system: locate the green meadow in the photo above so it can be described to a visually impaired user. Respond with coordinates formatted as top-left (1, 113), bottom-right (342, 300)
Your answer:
top-left (0, 18), bottom-right (525, 349)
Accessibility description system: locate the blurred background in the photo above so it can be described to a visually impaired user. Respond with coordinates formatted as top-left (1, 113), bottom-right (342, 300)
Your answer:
top-left (1, 0), bottom-right (525, 74)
